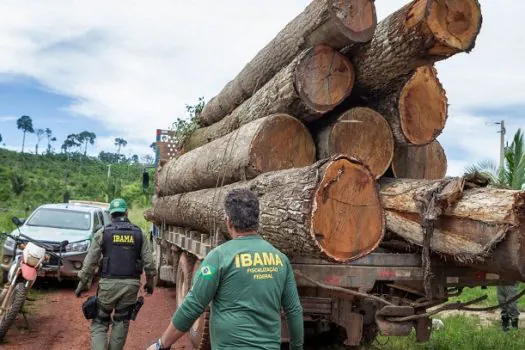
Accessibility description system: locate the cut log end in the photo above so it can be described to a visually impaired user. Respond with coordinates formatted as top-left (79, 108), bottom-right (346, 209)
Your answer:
top-left (329, 107), bottom-right (394, 179)
top-left (427, 0), bottom-right (482, 54)
top-left (295, 44), bottom-right (355, 114)
top-left (250, 113), bottom-right (316, 174)
top-left (332, 0), bottom-right (377, 42)
top-left (311, 157), bottom-right (384, 262)
top-left (398, 65), bottom-right (447, 145)
top-left (392, 141), bottom-right (447, 180)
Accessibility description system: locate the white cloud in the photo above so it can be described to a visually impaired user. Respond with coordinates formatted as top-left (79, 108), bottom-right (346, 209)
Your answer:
top-left (0, 115), bottom-right (17, 122)
top-left (0, 0), bottom-right (523, 170)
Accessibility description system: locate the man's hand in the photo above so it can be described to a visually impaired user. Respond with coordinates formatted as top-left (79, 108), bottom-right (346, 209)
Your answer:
top-left (145, 275), bottom-right (155, 295)
top-left (75, 281), bottom-right (88, 298)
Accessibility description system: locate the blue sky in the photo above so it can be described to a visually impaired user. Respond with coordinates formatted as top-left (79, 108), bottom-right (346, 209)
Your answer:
top-left (0, 77), bottom-right (109, 154)
top-left (0, 0), bottom-right (524, 174)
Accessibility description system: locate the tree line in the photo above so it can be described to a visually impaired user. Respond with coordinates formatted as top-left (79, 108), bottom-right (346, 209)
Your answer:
top-left (2, 115), bottom-right (154, 164)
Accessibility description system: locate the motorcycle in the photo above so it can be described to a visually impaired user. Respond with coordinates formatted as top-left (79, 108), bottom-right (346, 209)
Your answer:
top-left (0, 217), bottom-right (68, 340)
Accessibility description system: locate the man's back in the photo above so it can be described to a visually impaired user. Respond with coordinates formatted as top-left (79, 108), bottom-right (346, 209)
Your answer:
top-left (173, 235), bottom-right (303, 350)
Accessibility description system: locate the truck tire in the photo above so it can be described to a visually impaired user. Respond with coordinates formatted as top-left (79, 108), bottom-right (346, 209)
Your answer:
top-left (153, 239), bottom-right (167, 287)
top-left (0, 282), bottom-right (28, 341)
top-left (175, 252), bottom-right (195, 308)
top-left (188, 260), bottom-right (211, 350)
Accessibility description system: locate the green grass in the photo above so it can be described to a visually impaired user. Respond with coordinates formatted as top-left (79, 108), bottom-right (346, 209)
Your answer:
top-left (449, 284), bottom-right (525, 311)
top-left (128, 205), bottom-right (151, 235)
top-left (376, 315), bottom-right (525, 350)
top-left (0, 148), bottom-right (155, 233)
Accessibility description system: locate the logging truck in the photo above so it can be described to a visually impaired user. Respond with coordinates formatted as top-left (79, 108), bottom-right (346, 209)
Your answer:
top-left (148, 129), bottom-right (511, 349)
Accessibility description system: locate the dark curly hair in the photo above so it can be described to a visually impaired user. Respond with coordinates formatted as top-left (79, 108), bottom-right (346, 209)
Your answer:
top-left (224, 189), bottom-right (259, 232)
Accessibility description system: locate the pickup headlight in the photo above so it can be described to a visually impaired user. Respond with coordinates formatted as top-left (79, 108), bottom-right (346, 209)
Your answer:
top-left (3, 237), bottom-right (15, 250)
top-left (65, 240), bottom-right (90, 253)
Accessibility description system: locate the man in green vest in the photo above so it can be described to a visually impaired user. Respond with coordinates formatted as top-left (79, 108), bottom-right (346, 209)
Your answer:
top-left (76, 198), bottom-right (157, 350)
top-left (147, 189), bottom-right (304, 350)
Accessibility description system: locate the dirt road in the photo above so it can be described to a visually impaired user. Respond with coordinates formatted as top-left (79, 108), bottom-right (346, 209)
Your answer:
top-left (1, 280), bottom-right (192, 350)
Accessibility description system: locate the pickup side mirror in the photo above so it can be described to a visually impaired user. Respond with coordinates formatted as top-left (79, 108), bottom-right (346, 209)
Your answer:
top-left (11, 217), bottom-right (25, 226)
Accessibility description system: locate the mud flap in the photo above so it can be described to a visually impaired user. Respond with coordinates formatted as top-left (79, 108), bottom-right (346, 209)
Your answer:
top-left (415, 317), bottom-right (432, 342)
top-left (344, 313), bottom-right (363, 346)
top-left (375, 305), bottom-right (414, 336)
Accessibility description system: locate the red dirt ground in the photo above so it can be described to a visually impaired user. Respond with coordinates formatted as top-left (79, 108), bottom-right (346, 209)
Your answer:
top-left (0, 279), bottom-right (192, 350)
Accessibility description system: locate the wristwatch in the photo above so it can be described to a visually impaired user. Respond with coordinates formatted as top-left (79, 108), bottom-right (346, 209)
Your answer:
top-left (155, 338), bottom-right (171, 350)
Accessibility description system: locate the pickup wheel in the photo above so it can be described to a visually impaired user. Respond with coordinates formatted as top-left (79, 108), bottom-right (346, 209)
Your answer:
top-left (188, 260), bottom-right (211, 350)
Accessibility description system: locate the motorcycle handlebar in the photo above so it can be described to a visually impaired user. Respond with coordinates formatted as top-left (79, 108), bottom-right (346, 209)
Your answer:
top-left (1, 231), bottom-right (68, 261)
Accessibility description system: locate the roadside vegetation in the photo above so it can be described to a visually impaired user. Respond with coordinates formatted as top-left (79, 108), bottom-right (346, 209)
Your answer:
top-left (0, 148), bottom-right (154, 234)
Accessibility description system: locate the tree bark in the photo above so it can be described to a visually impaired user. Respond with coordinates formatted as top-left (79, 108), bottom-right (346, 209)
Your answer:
top-left (315, 107), bottom-right (393, 179)
top-left (156, 114), bottom-right (316, 196)
top-left (380, 177), bottom-right (525, 266)
top-left (366, 65), bottom-right (448, 146)
top-left (184, 45), bottom-right (355, 152)
top-left (148, 156), bottom-right (384, 262)
top-left (344, 0), bottom-right (482, 94)
top-left (197, 0), bottom-right (377, 127)
top-left (391, 140), bottom-right (447, 180)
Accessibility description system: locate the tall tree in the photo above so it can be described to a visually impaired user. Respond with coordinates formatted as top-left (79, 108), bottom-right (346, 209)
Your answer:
top-left (114, 137), bottom-right (127, 163)
top-left (465, 128), bottom-right (525, 190)
top-left (35, 128), bottom-right (45, 155)
top-left (0, 133), bottom-right (2, 144)
top-left (61, 134), bottom-right (82, 157)
top-left (17, 115), bottom-right (34, 153)
top-left (45, 128), bottom-right (56, 154)
top-left (78, 131), bottom-right (97, 156)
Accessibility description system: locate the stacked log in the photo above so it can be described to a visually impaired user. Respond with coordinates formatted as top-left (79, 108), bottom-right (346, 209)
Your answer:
top-left (314, 107), bottom-right (394, 179)
top-left (150, 156), bottom-right (384, 262)
top-left (197, 0), bottom-right (377, 127)
top-left (147, 0), bottom-right (507, 273)
top-left (183, 44), bottom-right (355, 152)
top-left (157, 114), bottom-right (316, 196)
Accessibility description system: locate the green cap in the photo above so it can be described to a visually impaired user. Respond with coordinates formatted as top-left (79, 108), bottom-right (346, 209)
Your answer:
top-left (109, 198), bottom-right (127, 214)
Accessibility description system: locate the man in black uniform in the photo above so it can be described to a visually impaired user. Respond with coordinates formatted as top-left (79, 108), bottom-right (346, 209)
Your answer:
top-left (75, 198), bottom-right (156, 350)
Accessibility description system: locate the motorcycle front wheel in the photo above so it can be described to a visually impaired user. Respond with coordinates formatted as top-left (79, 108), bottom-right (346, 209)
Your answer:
top-left (0, 282), bottom-right (28, 341)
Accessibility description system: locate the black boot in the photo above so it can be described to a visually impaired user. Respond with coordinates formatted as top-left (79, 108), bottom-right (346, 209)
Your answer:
top-left (511, 318), bottom-right (519, 330)
top-left (502, 316), bottom-right (510, 332)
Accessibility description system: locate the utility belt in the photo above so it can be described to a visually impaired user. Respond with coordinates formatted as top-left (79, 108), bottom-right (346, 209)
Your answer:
top-left (82, 287), bottom-right (144, 322)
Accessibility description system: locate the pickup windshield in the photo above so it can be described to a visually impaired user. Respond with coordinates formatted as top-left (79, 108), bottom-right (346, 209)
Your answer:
top-left (26, 208), bottom-right (91, 231)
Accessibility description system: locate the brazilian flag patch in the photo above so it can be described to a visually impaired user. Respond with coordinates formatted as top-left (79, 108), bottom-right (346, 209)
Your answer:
top-left (198, 264), bottom-right (216, 280)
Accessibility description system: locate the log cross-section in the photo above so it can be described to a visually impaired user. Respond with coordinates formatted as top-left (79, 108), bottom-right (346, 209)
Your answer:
top-left (345, 0), bottom-right (482, 94)
top-left (315, 107), bottom-right (394, 179)
top-left (149, 156), bottom-right (385, 262)
top-left (184, 45), bottom-right (355, 152)
top-left (367, 65), bottom-right (448, 146)
top-left (392, 140), bottom-right (447, 179)
top-left (197, 0), bottom-right (377, 126)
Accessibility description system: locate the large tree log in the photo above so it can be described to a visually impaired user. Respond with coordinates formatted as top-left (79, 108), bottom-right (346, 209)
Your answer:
top-left (315, 107), bottom-right (393, 179)
top-left (197, 0), bottom-right (377, 127)
top-left (380, 177), bottom-right (525, 279)
top-left (184, 45), bottom-right (355, 152)
top-left (148, 156), bottom-right (384, 262)
top-left (157, 114), bottom-right (315, 196)
top-left (367, 65), bottom-right (448, 146)
top-left (392, 140), bottom-right (447, 179)
top-left (344, 0), bottom-right (482, 94)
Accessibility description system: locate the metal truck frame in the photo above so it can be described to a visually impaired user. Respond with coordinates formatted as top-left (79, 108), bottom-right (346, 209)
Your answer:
top-left (150, 129), bottom-right (510, 349)
top-left (151, 224), bottom-right (508, 349)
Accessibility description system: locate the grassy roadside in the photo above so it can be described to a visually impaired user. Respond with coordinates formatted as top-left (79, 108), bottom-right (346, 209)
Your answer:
top-left (376, 315), bottom-right (525, 349)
